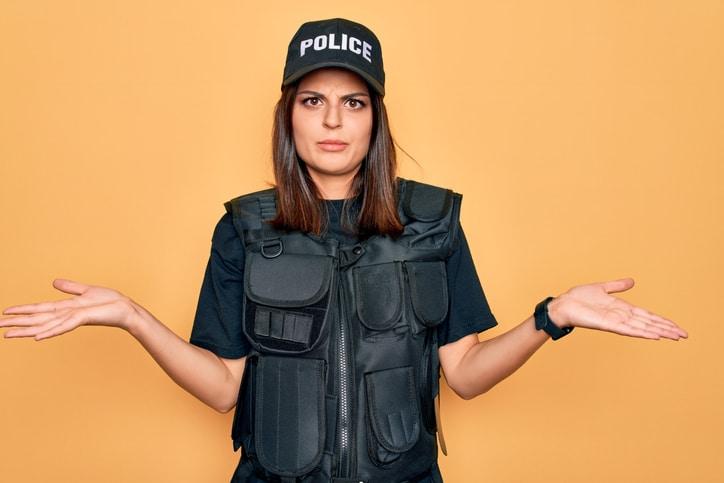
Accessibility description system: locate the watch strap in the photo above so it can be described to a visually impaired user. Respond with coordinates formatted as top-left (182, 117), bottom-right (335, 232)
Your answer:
top-left (534, 296), bottom-right (573, 340)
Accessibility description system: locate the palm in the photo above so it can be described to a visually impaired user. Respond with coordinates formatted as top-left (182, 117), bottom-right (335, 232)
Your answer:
top-left (559, 278), bottom-right (687, 340)
top-left (63, 284), bottom-right (124, 308)
top-left (1, 278), bottom-right (133, 340)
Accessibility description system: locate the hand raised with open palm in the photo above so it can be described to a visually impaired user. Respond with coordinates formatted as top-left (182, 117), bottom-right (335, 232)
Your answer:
top-left (1, 278), bottom-right (138, 341)
top-left (550, 278), bottom-right (687, 340)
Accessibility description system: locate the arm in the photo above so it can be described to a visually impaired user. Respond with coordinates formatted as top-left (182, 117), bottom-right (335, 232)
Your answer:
top-left (124, 213), bottom-right (248, 413)
top-left (126, 298), bottom-right (246, 414)
top-left (439, 303), bottom-right (558, 400)
top-left (1, 278), bottom-right (245, 414)
top-left (440, 278), bottom-right (688, 400)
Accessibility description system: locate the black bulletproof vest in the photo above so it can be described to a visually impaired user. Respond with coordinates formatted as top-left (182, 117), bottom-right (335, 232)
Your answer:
top-left (224, 177), bottom-right (461, 483)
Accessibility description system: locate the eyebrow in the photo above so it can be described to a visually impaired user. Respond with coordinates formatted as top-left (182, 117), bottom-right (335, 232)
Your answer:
top-left (296, 90), bottom-right (370, 100)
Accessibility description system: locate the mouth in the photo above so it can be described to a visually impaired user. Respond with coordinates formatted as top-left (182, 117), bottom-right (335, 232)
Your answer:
top-left (317, 140), bottom-right (349, 152)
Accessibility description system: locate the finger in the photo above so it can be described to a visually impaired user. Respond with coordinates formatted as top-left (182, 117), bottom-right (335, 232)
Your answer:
top-left (631, 307), bottom-right (687, 337)
top-left (631, 306), bottom-right (675, 326)
top-left (625, 315), bottom-right (681, 340)
top-left (600, 278), bottom-right (635, 294)
top-left (607, 322), bottom-right (661, 340)
top-left (0, 310), bottom-right (64, 328)
top-left (595, 311), bottom-right (669, 340)
top-left (2, 279), bottom-right (89, 315)
top-left (604, 297), bottom-right (688, 339)
top-left (35, 312), bottom-right (82, 340)
top-left (645, 320), bottom-right (686, 339)
top-left (5, 311), bottom-right (74, 339)
top-left (52, 278), bottom-right (90, 296)
top-left (3, 298), bottom-right (79, 315)
top-left (639, 315), bottom-right (687, 338)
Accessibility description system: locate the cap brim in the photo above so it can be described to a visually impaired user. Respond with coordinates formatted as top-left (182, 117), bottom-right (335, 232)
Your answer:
top-left (282, 61), bottom-right (385, 96)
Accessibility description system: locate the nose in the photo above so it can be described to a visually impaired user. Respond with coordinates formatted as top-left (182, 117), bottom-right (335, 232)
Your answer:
top-left (322, 103), bottom-right (342, 129)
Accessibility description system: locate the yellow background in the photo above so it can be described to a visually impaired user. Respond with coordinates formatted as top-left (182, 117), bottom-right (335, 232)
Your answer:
top-left (1, 1), bottom-right (722, 482)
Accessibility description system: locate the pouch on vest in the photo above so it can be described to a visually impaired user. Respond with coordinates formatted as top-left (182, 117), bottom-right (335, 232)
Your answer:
top-left (243, 250), bottom-right (335, 354)
top-left (400, 180), bottom-right (455, 250)
top-left (404, 260), bottom-right (449, 329)
top-left (254, 355), bottom-right (327, 477)
top-left (364, 365), bottom-right (421, 466)
top-left (418, 329), bottom-right (437, 436)
top-left (231, 355), bottom-right (256, 452)
top-left (353, 261), bottom-right (406, 339)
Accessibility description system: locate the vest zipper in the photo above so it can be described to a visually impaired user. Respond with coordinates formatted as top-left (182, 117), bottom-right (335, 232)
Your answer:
top-left (336, 270), bottom-right (354, 478)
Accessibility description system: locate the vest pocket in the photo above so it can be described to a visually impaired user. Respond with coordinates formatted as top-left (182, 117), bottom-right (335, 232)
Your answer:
top-left (364, 366), bottom-right (421, 466)
top-left (353, 262), bottom-right (404, 332)
top-left (231, 356), bottom-right (256, 452)
top-left (254, 356), bottom-right (326, 477)
top-left (244, 251), bottom-right (334, 353)
top-left (405, 260), bottom-right (449, 327)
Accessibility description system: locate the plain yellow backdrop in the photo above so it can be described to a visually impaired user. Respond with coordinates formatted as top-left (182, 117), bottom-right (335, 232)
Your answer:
top-left (1, 1), bottom-right (721, 482)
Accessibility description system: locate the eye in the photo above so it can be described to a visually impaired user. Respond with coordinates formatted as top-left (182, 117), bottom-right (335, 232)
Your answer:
top-left (301, 96), bottom-right (321, 106)
top-left (347, 98), bottom-right (366, 109)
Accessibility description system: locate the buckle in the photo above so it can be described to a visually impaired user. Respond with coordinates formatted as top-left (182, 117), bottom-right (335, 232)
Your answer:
top-left (260, 238), bottom-right (283, 258)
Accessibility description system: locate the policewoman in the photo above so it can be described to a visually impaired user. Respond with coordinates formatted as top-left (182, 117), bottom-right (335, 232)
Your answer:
top-left (191, 18), bottom-right (687, 482)
top-left (0, 17), bottom-right (688, 483)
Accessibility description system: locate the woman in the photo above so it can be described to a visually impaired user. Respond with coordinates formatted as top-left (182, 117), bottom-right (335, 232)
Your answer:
top-left (0, 17), bottom-right (687, 483)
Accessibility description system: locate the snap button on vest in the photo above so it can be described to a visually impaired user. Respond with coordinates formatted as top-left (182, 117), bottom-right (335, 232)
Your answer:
top-left (225, 178), bottom-right (459, 482)
top-left (339, 244), bottom-right (365, 268)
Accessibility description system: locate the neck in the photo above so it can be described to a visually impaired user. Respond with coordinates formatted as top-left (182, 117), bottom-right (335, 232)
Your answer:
top-left (308, 169), bottom-right (359, 200)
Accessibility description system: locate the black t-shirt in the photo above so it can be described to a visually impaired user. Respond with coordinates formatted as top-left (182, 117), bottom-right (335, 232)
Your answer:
top-left (189, 198), bottom-right (498, 359)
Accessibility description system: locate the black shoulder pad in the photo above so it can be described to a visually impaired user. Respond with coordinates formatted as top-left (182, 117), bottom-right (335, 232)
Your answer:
top-left (402, 179), bottom-right (453, 222)
top-left (223, 187), bottom-right (276, 215)
top-left (223, 199), bottom-right (235, 214)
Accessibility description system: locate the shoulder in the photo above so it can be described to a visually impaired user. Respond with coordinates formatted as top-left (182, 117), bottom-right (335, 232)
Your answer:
top-left (210, 211), bottom-right (242, 248)
top-left (397, 176), bottom-right (461, 197)
top-left (397, 176), bottom-right (462, 221)
top-left (223, 185), bottom-right (277, 215)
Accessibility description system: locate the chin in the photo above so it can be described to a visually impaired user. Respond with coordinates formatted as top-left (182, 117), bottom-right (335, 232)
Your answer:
top-left (308, 162), bottom-right (361, 177)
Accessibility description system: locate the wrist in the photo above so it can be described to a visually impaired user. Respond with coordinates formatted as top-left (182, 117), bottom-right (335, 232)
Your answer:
top-left (122, 298), bottom-right (145, 337)
top-left (546, 295), bottom-right (571, 329)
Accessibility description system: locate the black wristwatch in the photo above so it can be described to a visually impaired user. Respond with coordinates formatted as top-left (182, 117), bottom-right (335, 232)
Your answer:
top-left (534, 296), bottom-right (573, 340)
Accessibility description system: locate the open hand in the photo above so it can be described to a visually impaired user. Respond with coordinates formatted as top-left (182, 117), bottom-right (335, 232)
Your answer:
top-left (549, 278), bottom-right (688, 340)
top-left (0, 278), bottom-right (136, 341)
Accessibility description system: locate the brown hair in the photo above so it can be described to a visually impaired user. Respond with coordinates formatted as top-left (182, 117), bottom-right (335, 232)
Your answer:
top-left (268, 78), bottom-right (404, 240)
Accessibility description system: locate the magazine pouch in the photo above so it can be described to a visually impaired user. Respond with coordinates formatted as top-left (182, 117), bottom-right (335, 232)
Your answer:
top-left (254, 355), bottom-right (326, 478)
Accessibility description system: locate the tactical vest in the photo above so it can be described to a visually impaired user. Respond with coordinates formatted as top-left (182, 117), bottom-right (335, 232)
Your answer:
top-left (224, 177), bottom-right (461, 483)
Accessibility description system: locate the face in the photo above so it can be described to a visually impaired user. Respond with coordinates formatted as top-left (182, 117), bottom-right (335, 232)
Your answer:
top-left (291, 67), bottom-right (373, 198)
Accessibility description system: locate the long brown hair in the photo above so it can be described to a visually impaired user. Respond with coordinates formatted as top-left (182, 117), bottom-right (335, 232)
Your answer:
top-left (268, 77), bottom-right (404, 240)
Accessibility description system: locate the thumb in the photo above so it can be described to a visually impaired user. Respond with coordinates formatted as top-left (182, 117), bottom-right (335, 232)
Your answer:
top-left (52, 278), bottom-right (90, 296)
top-left (600, 277), bottom-right (635, 294)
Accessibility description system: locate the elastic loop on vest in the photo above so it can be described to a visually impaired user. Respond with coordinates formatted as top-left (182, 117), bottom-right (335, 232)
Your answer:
top-left (260, 238), bottom-right (283, 258)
